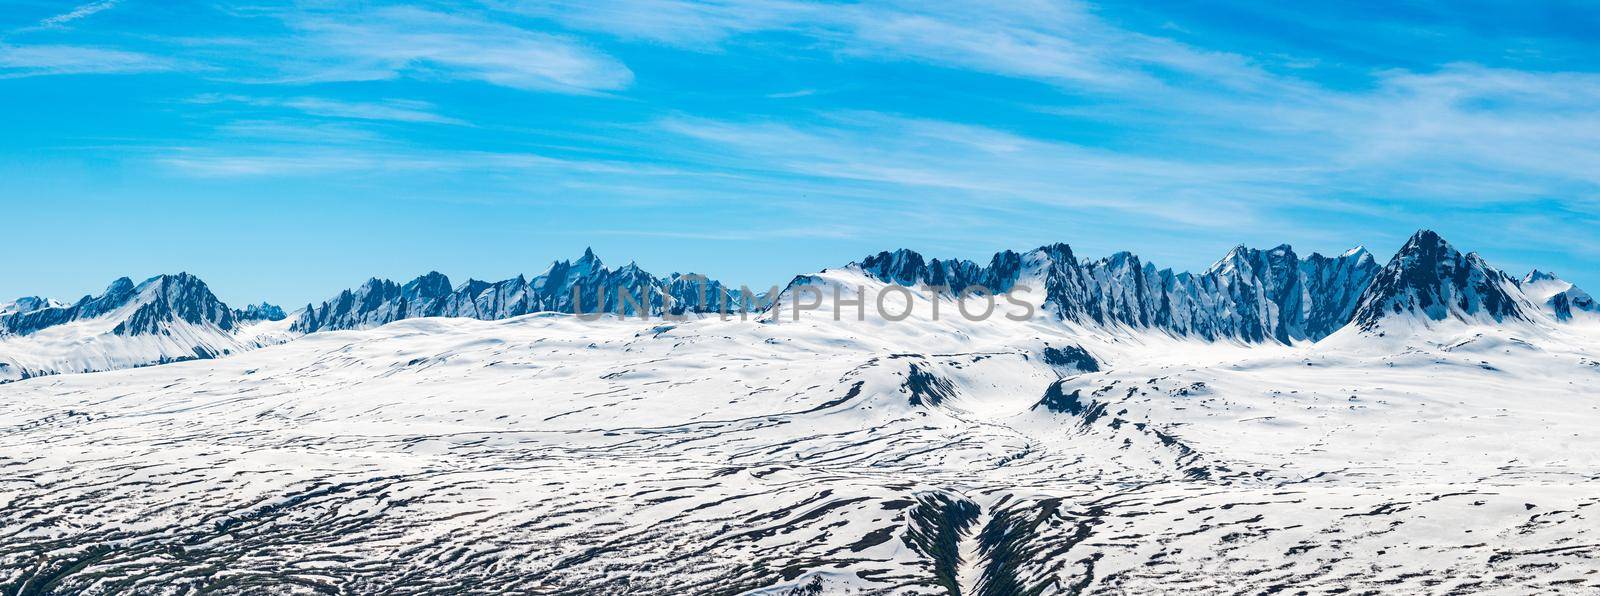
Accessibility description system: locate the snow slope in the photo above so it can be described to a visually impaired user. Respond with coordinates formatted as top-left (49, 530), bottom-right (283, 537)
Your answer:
top-left (1, 262), bottom-right (1597, 594)
top-left (2, 230), bottom-right (1597, 593)
top-left (1519, 270), bottom-right (1599, 323)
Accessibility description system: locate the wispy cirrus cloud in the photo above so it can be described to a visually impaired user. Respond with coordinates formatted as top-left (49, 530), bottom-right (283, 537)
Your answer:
top-left (0, 43), bottom-right (177, 78)
top-left (500, 0), bottom-right (817, 48)
top-left (653, 112), bottom-right (1286, 229)
top-left (277, 97), bottom-right (470, 125)
top-left (8, 4), bottom-right (634, 93)
top-left (515, 0), bottom-right (1268, 93)
top-left (209, 119), bottom-right (388, 145)
top-left (249, 6), bottom-right (634, 93)
top-left (190, 94), bottom-right (470, 126)
top-left (147, 0), bottom-right (1600, 262)
top-left (36, 0), bottom-right (120, 28)
top-left (12, 0), bottom-right (1597, 290)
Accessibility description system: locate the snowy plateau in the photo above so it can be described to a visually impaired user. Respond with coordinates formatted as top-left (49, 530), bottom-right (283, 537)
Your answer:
top-left (1, 230), bottom-right (1598, 594)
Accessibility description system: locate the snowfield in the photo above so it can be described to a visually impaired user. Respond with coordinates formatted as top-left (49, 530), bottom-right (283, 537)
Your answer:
top-left (2, 267), bottom-right (1598, 594)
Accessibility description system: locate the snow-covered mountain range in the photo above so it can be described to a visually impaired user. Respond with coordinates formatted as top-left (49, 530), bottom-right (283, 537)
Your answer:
top-left (290, 248), bottom-right (741, 334)
top-left (3, 235), bottom-right (1598, 593)
top-left (2, 230), bottom-right (1598, 593)
top-left (857, 241), bottom-right (1381, 342)
top-left (1, 231), bottom-right (1592, 382)
top-left (0, 273), bottom-right (291, 382)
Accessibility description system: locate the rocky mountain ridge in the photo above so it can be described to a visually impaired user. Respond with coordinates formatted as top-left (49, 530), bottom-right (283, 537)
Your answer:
top-left (290, 249), bottom-right (742, 333)
top-left (3, 231), bottom-right (1592, 380)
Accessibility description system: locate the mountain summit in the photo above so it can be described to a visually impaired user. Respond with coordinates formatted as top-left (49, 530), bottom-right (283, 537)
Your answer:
top-left (1351, 230), bottom-right (1528, 331)
top-left (1517, 270), bottom-right (1597, 322)
top-left (0, 273), bottom-right (236, 337)
top-left (0, 273), bottom-right (288, 383)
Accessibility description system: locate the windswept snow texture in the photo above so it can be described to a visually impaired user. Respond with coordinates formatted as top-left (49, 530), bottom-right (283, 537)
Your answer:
top-left (2, 230), bottom-right (1598, 594)
top-left (2, 262), bottom-right (1599, 594)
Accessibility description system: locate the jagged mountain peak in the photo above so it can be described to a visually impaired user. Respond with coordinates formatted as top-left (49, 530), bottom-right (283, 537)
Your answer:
top-left (402, 271), bottom-right (454, 300)
top-left (1, 296), bottom-right (64, 317)
top-left (1033, 242), bottom-right (1078, 264)
top-left (354, 277), bottom-right (398, 294)
top-left (1403, 228), bottom-right (1451, 250)
top-left (1515, 269), bottom-right (1595, 322)
top-left (135, 272), bottom-right (206, 294)
top-left (847, 240), bottom-right (1378, 343)
top-left (1351, 230), bottom-right (1527, 331)
top-left (1204, 243), bottom-right (1295, 277)
top-left (1393, 230), bottom-right (1505, 271)
top-left (1341, 245), bottom-right (1370, 257)
top-left (115, 272), bottom-right (236, 336)
top-left (234, 302), bottom-right (288, 322)
top-left (2, 273), bottom-right (227, 338)
top-left (1210, 243), bottom-right (1251, 265)
top-left (0, 272), bottom-right (292, 382)
top-left (575, 247), bottom-right (604, 274)
top-left (1099, 250), bottom-right (1138, 266)
top-left (104, 276), bottom-right (136, 295)
top-left (1391, 230), bottom-right (1462, 266)
top-left (295, 251), bottom-right (741, 333)
top-left (1521, 269), bottom-right (1562, 285)
top-left (409, 270), bottom-right (451, 284)
top-left (858, 248), bottom-right (929, 286)
top-left (1318, 245), bottom-right (1375, 265)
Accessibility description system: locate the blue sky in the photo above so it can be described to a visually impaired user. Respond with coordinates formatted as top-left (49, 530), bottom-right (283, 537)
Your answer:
top-left (2, 0), bottom-right (1597, 307)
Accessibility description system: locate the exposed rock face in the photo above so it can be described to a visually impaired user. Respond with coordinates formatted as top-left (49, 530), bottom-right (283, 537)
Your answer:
top-left (1, 274), bottom-right (237, 337)
top-left (113, 274), bottom-right (238, 336)
top-left (234, 302), bottom-right (288, 322)
top-left (0, 296), bottom-right (64, 318)
top-left (858, 241), bottom-right (1380, 343)
top-left (4, 230), bottom-right (1582, 372)
top-left (1, 277), bottom-right (136, 336)
top-left (1351, 230), bottom-right (1528, 331)
top-left (1517, 270), bottom-right (1597, 322)
top-left (292, 249), bottom-right (740, 333)
top-left (0, 273), bottom-right (285, 382)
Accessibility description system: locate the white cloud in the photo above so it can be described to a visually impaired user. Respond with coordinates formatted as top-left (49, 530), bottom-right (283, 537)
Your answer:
top-left (263, 6), bottom-right (634, 93)
top-left (37, 0), bottom-right (120, 28)
top-left (652, 112), bottom-right (1296, 229)
top-left (106, 1), bottom-right (1600, 264)
top-left (211, 120), bottom-right (387, 144)
top-left (278, 98), bottom-right (468, 125)
top-left (500, 0), bottom-right (818, 48)
top-left (191, 94), bottom-right (469, 126)
top-left (764, 88), bottom-right (816, 99)
top-left (520, 0), bottom-right (1266, 92)
top-left (0, 44), bottom-right (176, 77)
top-left (827, 3), bottom-right (1159, 91)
